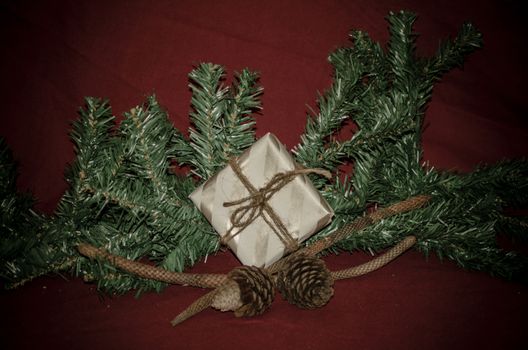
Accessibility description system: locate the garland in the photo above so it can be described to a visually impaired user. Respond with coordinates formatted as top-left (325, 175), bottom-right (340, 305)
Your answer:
top-left (1, 11), bottom-right (527, 297)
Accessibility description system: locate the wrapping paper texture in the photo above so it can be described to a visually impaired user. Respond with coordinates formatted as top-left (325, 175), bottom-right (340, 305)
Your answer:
top-left (190, 133), bottom-right (333, 267)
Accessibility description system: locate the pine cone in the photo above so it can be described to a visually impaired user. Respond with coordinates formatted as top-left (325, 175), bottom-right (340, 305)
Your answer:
top-left (211, 279), bottom-right (243, 312)
top-left (227, 266), bottom-right (275, 317)
top-left (276, 254), bottom-right (334, 309)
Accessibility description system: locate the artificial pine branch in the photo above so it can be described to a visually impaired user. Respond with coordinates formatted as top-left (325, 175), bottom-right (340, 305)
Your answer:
top-left (119, 96), bottom-right (178, 201)
top-left (296, 10), bottom-right (526, 280)
top-left (177, 63), bottom-right (230, 178)
top-left (220, 68), bottom-right (263, 157)
top-left (1, 63), bottom-right (265, 293)
top-left (0, 95), bottom-right (220, 293)
top-left (0, 98), bottom-right (114, 287)
top-left (1, 10), bottom-right (526, 294)
top-left (73, 96), bottom-right (219, 293)
top-left (174, 63), bottom-right (262, 179)
top-left (74, 69), bottom-right (261, 293)
top-left (422, 22), bottom-right (483, 81)
top-left (386, 11), bottom-right (418, 91)
top-left (0, 138), bottom-right (46, 285)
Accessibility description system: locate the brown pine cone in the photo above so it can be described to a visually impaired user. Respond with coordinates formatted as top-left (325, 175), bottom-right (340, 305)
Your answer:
top-left (276, 254), bottom-right (334, 309)
top-left (227, 266), bottom-right (275, 317)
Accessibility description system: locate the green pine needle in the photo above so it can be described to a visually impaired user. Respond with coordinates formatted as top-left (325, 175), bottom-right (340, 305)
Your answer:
top-left (296, 10), bottom-right (527, 281)
top-left (1, 11), bottom-right (526, 293)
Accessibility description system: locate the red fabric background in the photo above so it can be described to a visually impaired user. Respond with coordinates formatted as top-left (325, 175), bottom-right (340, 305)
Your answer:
top-left (1, 0), bottom-right (527, 349)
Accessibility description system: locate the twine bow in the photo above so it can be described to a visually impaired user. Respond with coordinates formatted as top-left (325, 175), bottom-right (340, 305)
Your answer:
top-left (221, 158), bottom-right (332, 252)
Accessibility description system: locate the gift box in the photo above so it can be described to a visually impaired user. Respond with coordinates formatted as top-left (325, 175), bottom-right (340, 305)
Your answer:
top-left (189, 133), bottom-right (333, 267)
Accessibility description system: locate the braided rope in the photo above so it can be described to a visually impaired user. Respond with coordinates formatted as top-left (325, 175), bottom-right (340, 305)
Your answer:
top-left (268, 194), bottom-right (430, 274)
top-left (171, 195), bottom-right (429, 325)
top-left (170, 290), bottom-right (218, 326)
top-left (76, 195), bottom-right (430, 326)
top-left (77, 244), bottom-right (227, 288)
top-left (330, 236), bottom-right (417, 280)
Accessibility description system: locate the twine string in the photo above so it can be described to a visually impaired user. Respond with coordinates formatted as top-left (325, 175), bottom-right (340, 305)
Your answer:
top-left (222, 158), bottom-right (331, 252)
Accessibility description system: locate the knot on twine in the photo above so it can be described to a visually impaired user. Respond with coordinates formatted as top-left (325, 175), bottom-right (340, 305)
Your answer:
top-left (222, 158), bottom-right (332, 252)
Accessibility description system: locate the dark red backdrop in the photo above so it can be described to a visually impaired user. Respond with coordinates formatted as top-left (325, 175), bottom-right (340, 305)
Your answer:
top-left (1, 1), bottom-right (527, 349)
